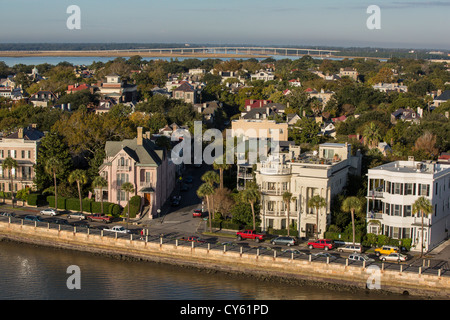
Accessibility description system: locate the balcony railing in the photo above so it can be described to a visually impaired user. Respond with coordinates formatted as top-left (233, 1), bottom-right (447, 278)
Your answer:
top-left (260, 164), bottom-right (291, 175)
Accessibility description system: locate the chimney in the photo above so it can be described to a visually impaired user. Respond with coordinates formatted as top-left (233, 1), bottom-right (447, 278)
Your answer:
top-left (18, 128), bottom-right (24, 139)
top-left (137, 127), bottom-right (143, 146)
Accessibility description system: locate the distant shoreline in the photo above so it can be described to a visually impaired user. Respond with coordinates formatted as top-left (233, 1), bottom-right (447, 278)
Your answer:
top-left (0, 50), bottom-right (389, 61)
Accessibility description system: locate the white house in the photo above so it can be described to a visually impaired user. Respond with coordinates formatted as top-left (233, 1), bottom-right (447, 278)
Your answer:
top-left (366, 160), bottom-right (450, 252)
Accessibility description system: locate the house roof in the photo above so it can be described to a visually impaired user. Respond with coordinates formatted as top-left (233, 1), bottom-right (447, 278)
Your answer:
top-left (6, 127), bottom-right (44, 141)
top-left (105, 137), bottom-right (164, 167)
top-left (435, 90), bottom-right (450, 101)
top-left (242, 107), bottom-right (275, 120)
top-left (172, 82), bottom-right (194, 92)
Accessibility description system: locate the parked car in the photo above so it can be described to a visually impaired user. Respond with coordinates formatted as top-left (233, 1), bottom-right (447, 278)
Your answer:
top-left (67, 212), bottom-right (86, 220)
top-left (181, 183), bottom-right (189, 191)
top-left (184, 176), bottom-right (193, 183)
top-left (307, 239), bottom-right (334, 251)
top-left (374, 245), bottom-right (399, 256)
top-left (48, 218), bottom-right (70, 225)
top-left (338, 244), bottom-right (363, 253)
top-left (24, 215), bottom-right (44, 222)
top-left (283, 249), bottom-right (306, 255)
top-left (0, 212), bottom-right (15, 217)
top-left (192, 209), bottom-right (203, 218)
top-left (40, 208), bottom-right (58, 216)
top-left (348, 253), bottom-right (374, 263)
top-left (270, 236), bottom-right (297, 246)
top-left (171, 196), bottom-right (181, 206)
top-left (380, 253), bottom-right (408, 262)
top-left (313, 252), bottom-right (337, 260)
top-left (104, 225), bottom-right (130, 233)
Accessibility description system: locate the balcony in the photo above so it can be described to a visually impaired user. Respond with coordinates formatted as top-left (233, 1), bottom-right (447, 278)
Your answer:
top-left (367, 190), bottom-right (384, 198)
top-left (260, 163), bottom-right (291, 175)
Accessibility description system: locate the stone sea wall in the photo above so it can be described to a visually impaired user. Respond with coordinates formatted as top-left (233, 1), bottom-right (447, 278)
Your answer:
top-left (0, 220), bottom-right (448, 298)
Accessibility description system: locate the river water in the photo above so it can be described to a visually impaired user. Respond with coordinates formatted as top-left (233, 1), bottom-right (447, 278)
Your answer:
top-left (0, 240), bottom-right (415, 300)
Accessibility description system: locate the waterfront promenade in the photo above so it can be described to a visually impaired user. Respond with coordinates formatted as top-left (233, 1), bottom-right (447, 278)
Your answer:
top-left (0, 210), bottom-right (449, 299)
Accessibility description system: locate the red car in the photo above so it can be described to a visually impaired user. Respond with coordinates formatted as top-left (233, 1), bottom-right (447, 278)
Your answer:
top-left (307, 239), bottom-right (334, 251)
top-left (192, 209), bottom-right (203, 218)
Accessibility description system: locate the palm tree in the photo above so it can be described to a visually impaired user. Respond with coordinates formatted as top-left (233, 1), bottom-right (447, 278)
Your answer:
top-left (45, 157), bottom-right (62, 212)
top-left (412, 196), bottom-right (433, 257)
top-left (213, 155), bottom-right (231, 189)
top-left (92, 176), bottom-right (108, 214)
top-left (197, 183), bottom-right (215, 232)
top-left (68, 169), bottom-right (88, 213)
top-left (341, 196), bottom-right (363, 245)
top-left (282, 192), bottom-right (292, 236)
top-left (363, 122), bottom-right (381, 149)
top-left (2, 157), bottom-right (18, 208)
top-left (121, 182), bottom-right (135, 230)
top-left (201, 170), bottom-right (219, 218)
top-left (241, 184), bottom-right (260, 231)
top-left (308, 195), bottom-right (326, 239)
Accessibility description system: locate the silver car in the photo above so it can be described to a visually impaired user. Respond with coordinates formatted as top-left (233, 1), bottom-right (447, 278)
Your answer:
top-left (338, 244), bottom-right (362, 253)
top-left (67, 212), bottom-right (86, 220)
top-left (270, 236), bottom-right (297, 246)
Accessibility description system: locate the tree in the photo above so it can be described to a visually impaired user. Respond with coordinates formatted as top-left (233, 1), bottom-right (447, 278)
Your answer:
top-left (201, 170), bottom-right (220, 218)
top-left (2, 157), bottom-right (18, 208)
top-left (121, 182), bottom-right (135, 230)
top-left (92, 176), bottom-right (108, 214)
top-left (341, 196), bottom-right (363, 245)
top-left (282, 192), bottom-right (293, 236)
top-left (213, 155), bottom-right (231, 189)
top-left (412, 197), bottom-right (432, 257)
top-left (363, 122), bottom-right (382, 149)
top-left (413, 131), bottom-right (439, 160)
top-left (34, 132), bottom-right (72, 191)
top-left (197, 183), bottom-right (215, 232)
top-left (308, 195), bottom-right (326, 239)
top-left (241, 184), bottom-right (260, 231)
top-left (44, 157), bottom-right (63, 212)
top-left (68, 169), bottom-right (88, 213)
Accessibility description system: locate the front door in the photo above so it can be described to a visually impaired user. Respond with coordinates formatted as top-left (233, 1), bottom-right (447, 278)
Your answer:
top-left (144, 193), bottom-right (151, 205)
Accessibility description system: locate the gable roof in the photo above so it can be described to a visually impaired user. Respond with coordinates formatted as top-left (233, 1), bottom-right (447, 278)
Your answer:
top-left (172, 82), bottom-right (194, 92)
top-left (105, 137), bottom-right (164, 167)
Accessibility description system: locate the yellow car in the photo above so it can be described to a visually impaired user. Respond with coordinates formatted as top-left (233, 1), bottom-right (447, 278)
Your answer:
top-left (374, 245), bottom-right (399, 256)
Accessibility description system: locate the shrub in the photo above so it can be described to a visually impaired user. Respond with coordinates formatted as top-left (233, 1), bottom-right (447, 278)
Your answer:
top-left (27, 193), bottom-right (46, 206)
top-left (65, 198), bottom-right (80, 211)
top-left (46, 196), bottom-right (66, 209)
top-left (110, 204), bottom-right (122, 217)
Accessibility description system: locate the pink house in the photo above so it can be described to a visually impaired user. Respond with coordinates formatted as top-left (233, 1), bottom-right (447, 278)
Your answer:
top-left (97, 127), bottom-right (176, 218)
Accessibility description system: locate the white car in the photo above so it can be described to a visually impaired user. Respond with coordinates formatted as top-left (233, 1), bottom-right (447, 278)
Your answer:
top-left (40, 208), bottom-right (58, 216)
top-left (348, 253), bottom-right (374, 263)
top-left (104, 226), bottom-right (130, 233)
top-left (338, 244), bottom-right (362, 253)
top-left (67, 212), bottom-right (86, 220)
top-left (380, 253), bottom-right (408, 262)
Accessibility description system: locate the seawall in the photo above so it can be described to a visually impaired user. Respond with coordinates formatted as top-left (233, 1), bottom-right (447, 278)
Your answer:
top-left (0, 220), bottom-right (449, 299)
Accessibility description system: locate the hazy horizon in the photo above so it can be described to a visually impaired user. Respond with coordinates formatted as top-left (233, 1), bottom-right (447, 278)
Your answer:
top-left (1, 0), bottom-right (449, 50)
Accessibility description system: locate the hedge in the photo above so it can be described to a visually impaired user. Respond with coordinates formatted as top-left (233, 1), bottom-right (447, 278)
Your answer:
top-left (44, 195), bottom-right (121, 215)
top-left (46, 196), bottom-right (66, 210)
top-left (324, 231), bottom-right (362, 243)
top-left (123, 195), bottom-right (141, 219)
top-left (27, 193), bottom-right (47, 206)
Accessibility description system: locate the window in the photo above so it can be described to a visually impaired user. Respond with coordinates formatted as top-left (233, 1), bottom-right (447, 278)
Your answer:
top-left (403, 205), bottom-right (412, 217)
top-left (267, 182), bottom-right (276, 190)
top-left (405, 183), bottom-right (414, 195)
top-left (385, 202), bottom-right (390, 215)
top-left (393, 183), bottom-right (403, 195)
top-left (267, 201), bottom-right (276, 211)
top-left (418, 184), bottom-right (430, 196)
top-left (393, 205), bottom-right (402, 216)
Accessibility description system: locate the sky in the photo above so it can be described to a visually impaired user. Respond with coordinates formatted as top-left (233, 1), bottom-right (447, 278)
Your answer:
top-left (0, 0), bottom-right (449, 50)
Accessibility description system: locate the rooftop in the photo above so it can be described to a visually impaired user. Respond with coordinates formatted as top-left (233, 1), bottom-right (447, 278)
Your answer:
top-left (370, 160), bottom-right (450, 175)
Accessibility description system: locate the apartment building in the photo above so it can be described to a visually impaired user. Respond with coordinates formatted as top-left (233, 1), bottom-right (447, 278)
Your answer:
top-left (254, 143), bottom-right (361, 238)
top-left (0, 126), bottom-right (44, 192)
top-left (366, 160), bottom-right (450, 252)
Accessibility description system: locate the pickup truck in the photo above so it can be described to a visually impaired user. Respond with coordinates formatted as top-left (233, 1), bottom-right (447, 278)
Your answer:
top-left (236, 230), bottom-right (265, 243)
top-left (88, 214), bottom-right (113, 223)
top-left (103, 225), bottom-right (130, 233)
